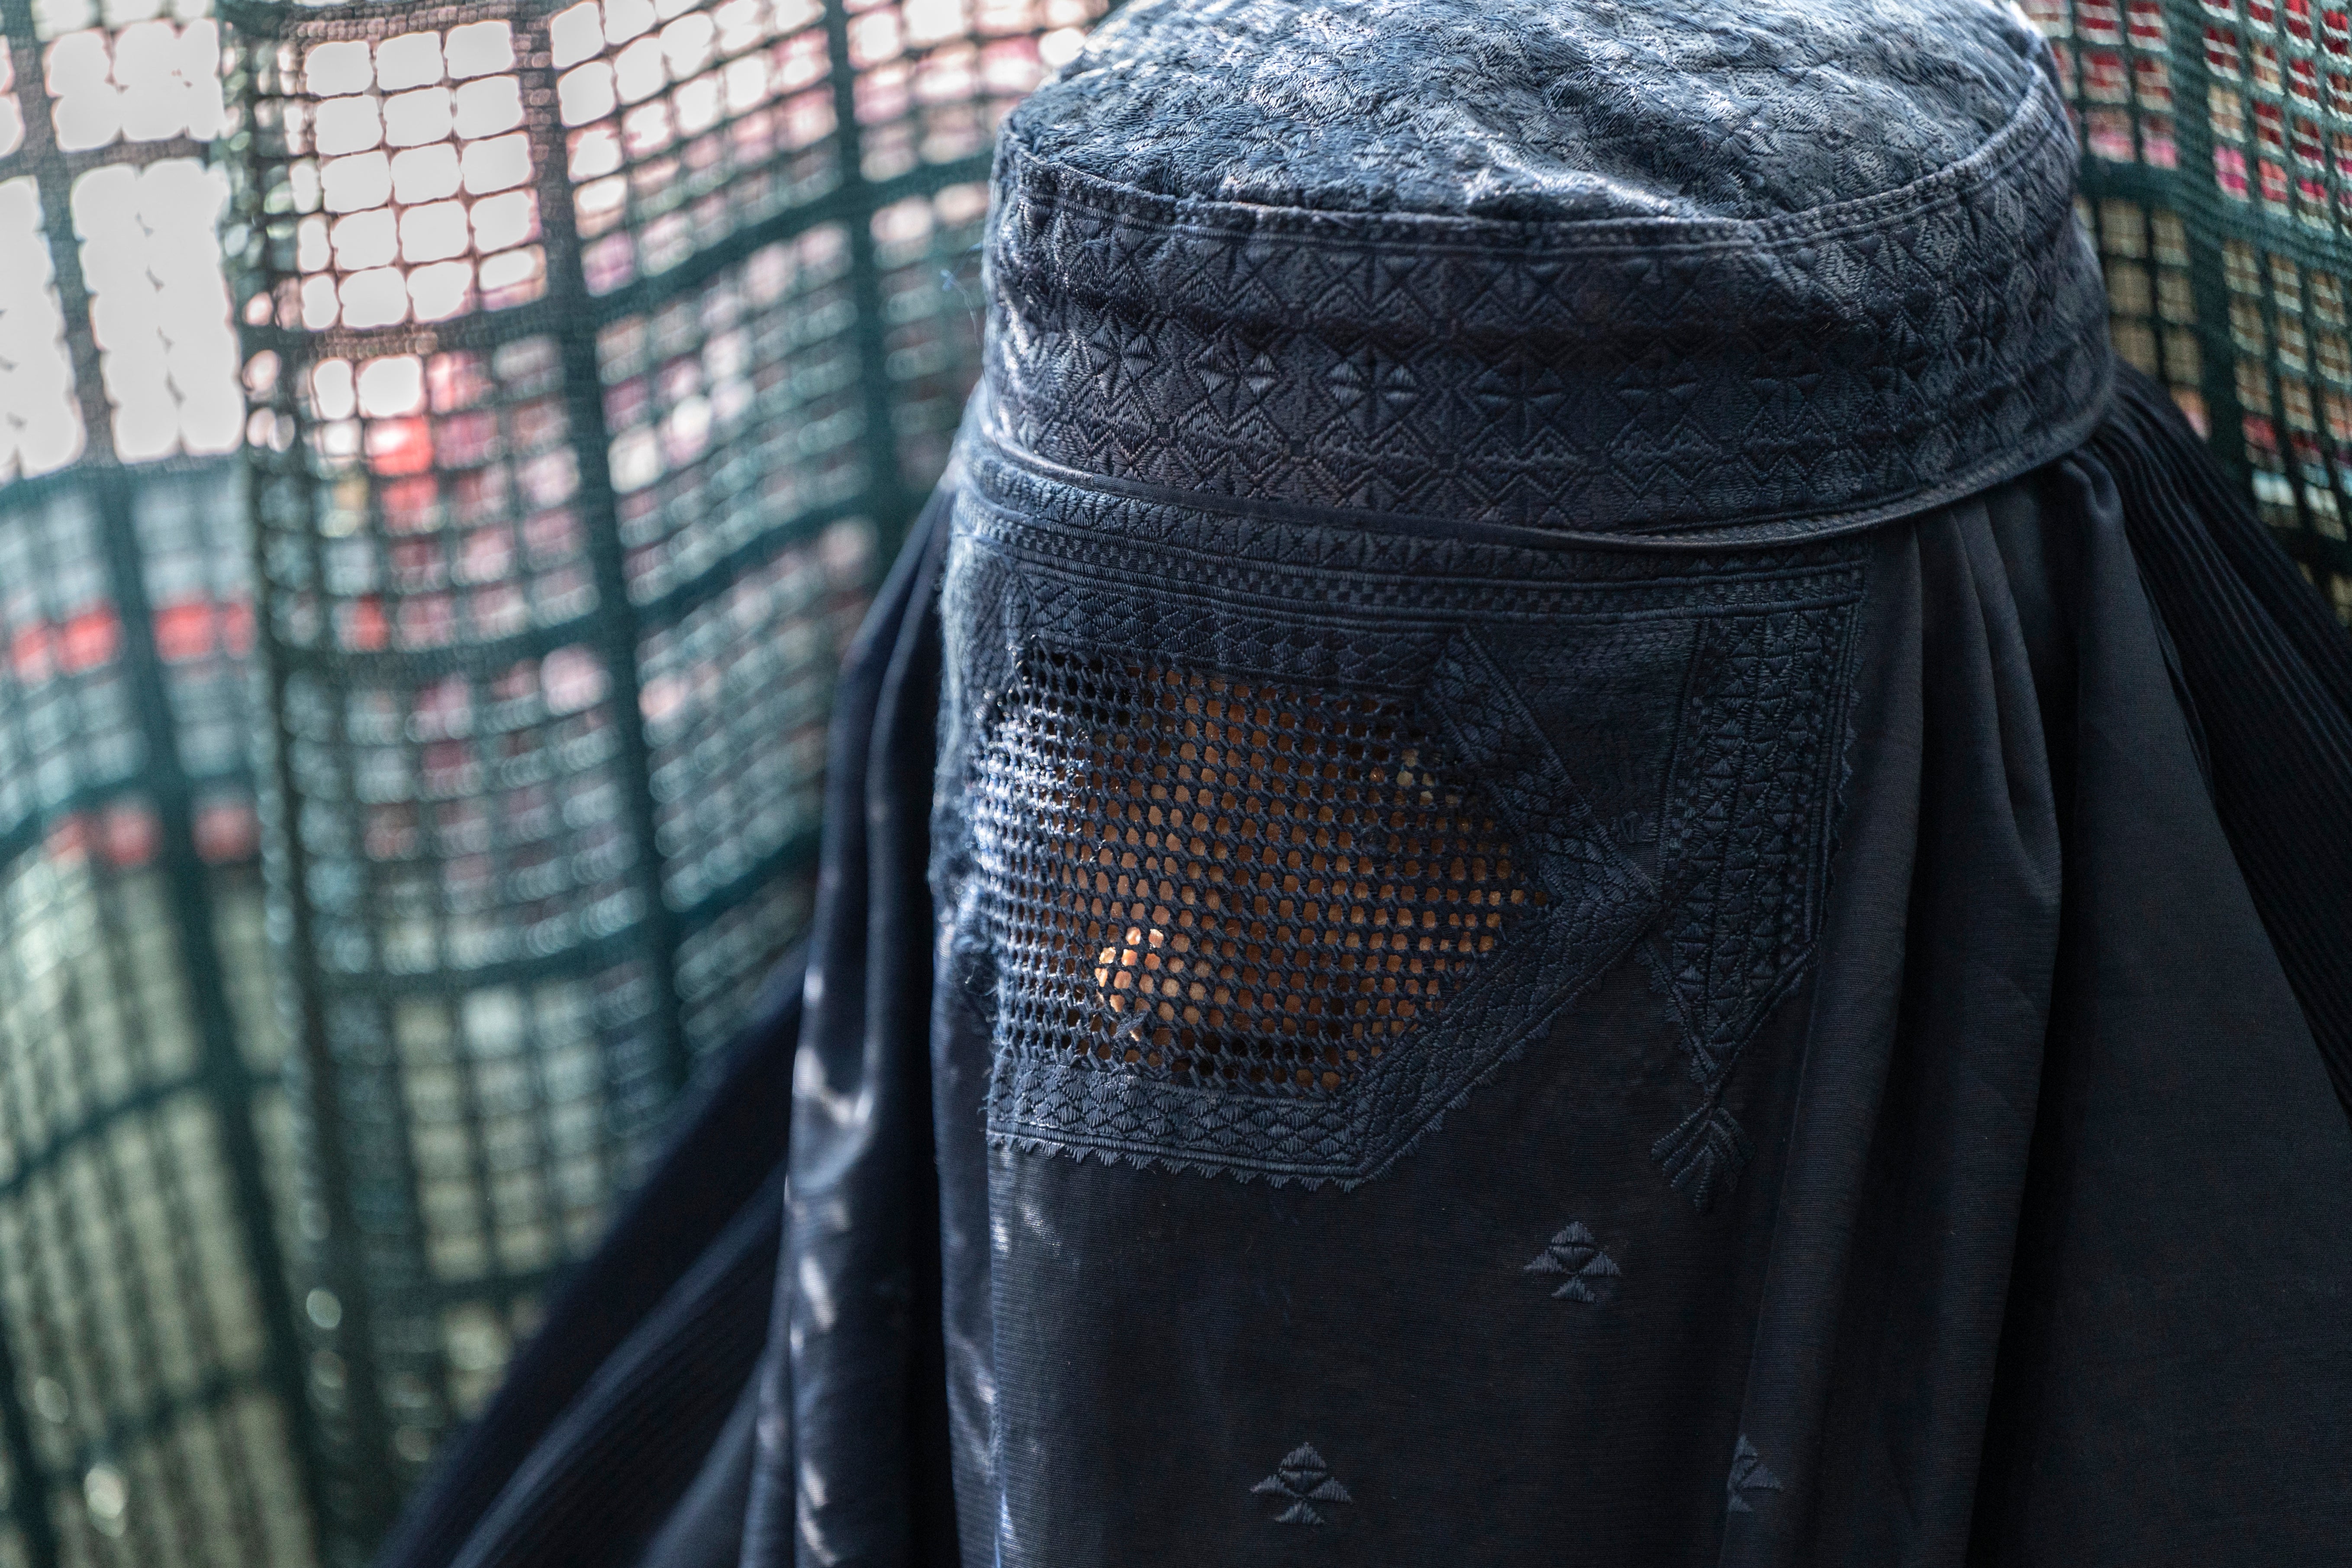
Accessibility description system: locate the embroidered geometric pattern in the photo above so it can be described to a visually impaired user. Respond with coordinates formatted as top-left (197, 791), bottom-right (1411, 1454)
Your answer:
top-left (1652, 1102), bottom-right (1759, 1214)
top-left (947, 489), bottom-right (1864, 1188)
top-left (1019, 0), bottom-right (2041, 222)
top-left (1650, 603), bottom-right (1858, 1211)
top-left (971, 651), bottom-right (1543, 1098)
top-left (1253, 1443), bottom-right (1353, 1526)
top-left (981, 73), bottom-right (2111, 543)
top-left (1727, 1434), bottom-right (1784, 1514)
top-left (1524, 1221), bottom-right (1622, 1303)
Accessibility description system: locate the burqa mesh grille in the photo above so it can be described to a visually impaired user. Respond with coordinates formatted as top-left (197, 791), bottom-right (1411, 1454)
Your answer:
top-left (0, 0), bottom-right (2329, 1560)
top-left (0, 0), bottom-right (1105, 1559)
top-left (971, 656), bottom-right (1548, 1095)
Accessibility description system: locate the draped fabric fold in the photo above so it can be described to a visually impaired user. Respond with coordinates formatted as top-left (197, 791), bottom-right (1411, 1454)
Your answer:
top-left (2090, 377), bottom-right (2352, 1114)
top-left (369, 950), bottom-right (803, 1568)
top-left (741, 492), bottom-right (959, 1566)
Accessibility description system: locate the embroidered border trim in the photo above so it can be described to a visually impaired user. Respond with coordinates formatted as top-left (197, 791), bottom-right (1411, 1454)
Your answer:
top-left (979, 73), bottom-right (2111, 542)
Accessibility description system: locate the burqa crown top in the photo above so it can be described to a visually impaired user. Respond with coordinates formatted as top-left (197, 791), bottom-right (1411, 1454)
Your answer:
top-left (973, 0), bottom-right (2115, 541)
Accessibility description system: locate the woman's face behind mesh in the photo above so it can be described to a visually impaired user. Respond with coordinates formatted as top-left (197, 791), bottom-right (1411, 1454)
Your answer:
top-left (978, 657), bottom-right (1543, 1096)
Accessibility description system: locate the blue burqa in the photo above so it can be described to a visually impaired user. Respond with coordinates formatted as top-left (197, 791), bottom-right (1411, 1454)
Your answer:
top-left (377, 0), bottom-right (2352, 1563)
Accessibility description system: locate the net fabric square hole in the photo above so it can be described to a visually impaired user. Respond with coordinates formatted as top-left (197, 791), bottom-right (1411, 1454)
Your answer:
top-left (264, 20), bottom-right (542, 332)
top-left (973, 654), bottom-right (1544, 1100)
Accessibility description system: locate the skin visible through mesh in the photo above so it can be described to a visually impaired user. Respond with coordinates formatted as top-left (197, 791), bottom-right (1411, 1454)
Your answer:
top-left (976, 655), bottom-right (1543, 1095)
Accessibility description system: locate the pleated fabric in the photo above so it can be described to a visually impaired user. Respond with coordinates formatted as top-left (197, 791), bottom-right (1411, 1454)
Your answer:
top-left (2091, 376), bottom-right (2352, 1111)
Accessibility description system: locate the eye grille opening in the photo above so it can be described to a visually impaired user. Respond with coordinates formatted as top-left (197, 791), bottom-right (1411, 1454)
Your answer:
top-left (974, 653), bottom-right (1544, 1097)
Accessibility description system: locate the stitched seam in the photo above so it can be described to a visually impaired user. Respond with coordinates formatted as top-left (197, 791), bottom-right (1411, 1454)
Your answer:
top-left (958, 478), bottom-right (1871, 613)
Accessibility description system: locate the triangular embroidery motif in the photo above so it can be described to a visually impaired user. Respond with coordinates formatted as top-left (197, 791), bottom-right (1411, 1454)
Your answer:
top-left (1252, 1442), bottom-right (1353, 1526)
top-left (1524, 1221), bottom-right (1623, 1303)
top-left (1726, 1433), bottom-right (1783, 1513)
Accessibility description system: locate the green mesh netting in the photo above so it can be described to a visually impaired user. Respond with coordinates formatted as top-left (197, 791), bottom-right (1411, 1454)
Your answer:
top-left (0, 0), bottom-right (2330, 1563)
top-left (0, 0), bottom-right (1102, 1561)
top-left (2047, 0), bottom-right (2352, 614)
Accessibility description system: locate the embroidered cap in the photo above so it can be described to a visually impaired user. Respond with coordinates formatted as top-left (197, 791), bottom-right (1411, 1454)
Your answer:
top-left (972, 0), bottom-right (2113, 541)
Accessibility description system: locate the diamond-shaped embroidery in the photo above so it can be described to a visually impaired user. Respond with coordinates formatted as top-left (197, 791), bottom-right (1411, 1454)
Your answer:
top-left (985, 72), bottom-right (2106, 540)
top-left (1726, 1433), bottom-right (1782, 1513)
top-left (1648, 605), bottom-right (1851, 1211)
top-left (1524, 1220), bottom-right (1622, 1303)
top-left (1253, 1442), bottom-right (1353, 1525)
